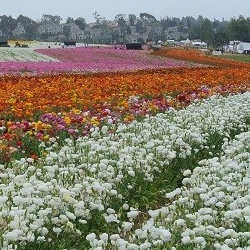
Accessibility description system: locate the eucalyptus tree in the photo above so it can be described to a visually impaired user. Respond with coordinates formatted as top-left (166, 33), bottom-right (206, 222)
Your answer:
top-left (128, 14), bottom-right (136, 26)
top-left (0, 15), bottom-right (17, 39)
top-left (16, 14), bottom-right (38, 40)
top-left (75, 17), bottom-right (86, 31)
top-left (200, 18), bottom-right (214, 46)
top-left (228, 15), bottom-right (250, 42)
top-left (40, 14), bottom-right (62, 24)
top-left (115, 14), bottom-right (127, 42)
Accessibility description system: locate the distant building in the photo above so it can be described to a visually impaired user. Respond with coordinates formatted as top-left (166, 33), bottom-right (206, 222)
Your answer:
top-left (12, 23), bottom-right (25, 36)
top-left (237, 42), bottom-right (250, 54)
top-left (192, 40), bottom-right (207, 49)
top-left (38, 22), bottom-right (64, 35)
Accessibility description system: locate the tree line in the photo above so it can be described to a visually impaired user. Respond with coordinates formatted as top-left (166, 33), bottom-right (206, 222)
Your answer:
top-left (0, 13), bottom-right (249, 46)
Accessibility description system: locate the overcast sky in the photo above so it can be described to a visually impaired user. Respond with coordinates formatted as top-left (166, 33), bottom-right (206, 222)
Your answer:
top-left (1, 0), bottom-right (249, 23)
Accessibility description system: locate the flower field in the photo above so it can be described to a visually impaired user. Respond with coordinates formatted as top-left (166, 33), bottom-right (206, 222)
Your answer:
top-left (1, 46), bottom-right (250, 249)
top-left (0, 46), bottom-right (193, 75)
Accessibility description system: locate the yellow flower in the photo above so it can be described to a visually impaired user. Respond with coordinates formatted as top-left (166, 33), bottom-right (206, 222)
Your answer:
top-left (72, 108), bottom-right (81, 115)
top-left (64, 117), bottom-right (71, 125)
top-left (42, 135), bottom-right (50, 141)
top-left (90, 117), bottom-right (100, 126)
top-left (63, 193), bottom-right (72, 202)
top-left (8, 97), bottom-right (16, 104)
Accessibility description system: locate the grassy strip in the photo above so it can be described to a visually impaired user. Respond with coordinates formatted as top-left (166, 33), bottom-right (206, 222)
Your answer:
top-left (218, 54), bottom-right (250, 63)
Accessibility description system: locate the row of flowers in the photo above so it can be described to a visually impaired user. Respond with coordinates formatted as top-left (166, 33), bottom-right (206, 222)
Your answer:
top-left (0, 46), bottom-right (250, 249)
top-left (0, 47), bottom-right (59, 62)
top-left (0, 48), bottom-right (250, 162)
top-left (0, 81), bottom-right (248, 163)
top-left (0, 92), bottom-right (250, 249)
top-left (151, 47), bottom-right (250, 68)
top-left (1, 46), bottom-right (249, 76)
top-left (1, 66), bottom-right (250, 119)
top-left (0, 47), bottom-right (194, 76)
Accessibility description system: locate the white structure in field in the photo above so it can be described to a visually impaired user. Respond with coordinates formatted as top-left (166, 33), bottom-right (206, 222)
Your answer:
top-left (237, 42), bottom-right (250, 54)
top-left (192, 41), bottom-right (207, 49)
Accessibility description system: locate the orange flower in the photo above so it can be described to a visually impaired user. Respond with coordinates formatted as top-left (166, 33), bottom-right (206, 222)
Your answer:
top-left (0, 50), bottom-right (249, 120)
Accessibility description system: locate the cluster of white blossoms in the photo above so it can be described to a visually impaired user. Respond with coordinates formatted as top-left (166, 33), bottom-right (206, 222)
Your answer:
top-left (1, 92), bottom-right (250, 249)
top-left (0, 47), bottom-right (59, 62)
top-left (120, 129), bottom-right (250, 249)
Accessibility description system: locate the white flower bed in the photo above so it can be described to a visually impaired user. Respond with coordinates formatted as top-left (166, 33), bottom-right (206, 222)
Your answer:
top-left (1, 93), bottom-right (250, 249)
top-left (0, 47), bottom-right (59, 62)
top-left (119, 130), bottom-right (250, 249)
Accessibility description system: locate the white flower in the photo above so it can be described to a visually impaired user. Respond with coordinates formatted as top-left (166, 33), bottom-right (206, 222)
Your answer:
top-left (181, 236), bottom-right (191, 244)
top-left (148, 209), bottom-right (160, 218)
top-left (53, 227), bottom-right (62, 235)
top-left (65, 211), bottom-right (76, 220)
top-left (121, 222), bottom-right (133, 231)
top-left (243, 206), bottom-right (250, 216)
top-left (174, 219), bottom-right (186, 227)
top-left (139, 242), bottom-right (151, 249)
top-left (86, 233), bottom-right (96, 242)
top-left (193, 236), bottom-right (205, 244)
top-left (122, 203), bottom-right (129, 210)
top-left (79, 219), bottom-right (87, 224)
top-left (37, 236), bottom-right (45, 241)
top-left (26, 158), bottom-right (34, 163)
top-left (110, 189), bottom-right (118, 196)
top-left (5, 230), bottom-right (19, 241)
top-left (127, 210), bottom-right (139, 220)
top-left (183, 169), bottom-right (192, 176)
top-left (104, 214), bottom-right (119, 223)
top-left (110, 234), bottom-right (120, 242)
top-left (107, 208), bottom-right (116, 214)
top-left (166, 188), bottom-right (181, 199)
top-left (100, 233), bottom-right (109, 242)
top-left (0, 196), bottom-right (8, 204)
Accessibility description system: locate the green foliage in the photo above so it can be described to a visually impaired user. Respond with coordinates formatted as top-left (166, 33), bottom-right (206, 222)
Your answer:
top-left (200, 18), bottom-right (214, 46)
top-left (228, 15), bottom-right (250, 42)
top-left (219, 54), bottom-right (250, 63)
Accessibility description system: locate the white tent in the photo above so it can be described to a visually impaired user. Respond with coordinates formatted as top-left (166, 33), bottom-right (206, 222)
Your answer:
top-left (237, 42), bottom-right (250, 53)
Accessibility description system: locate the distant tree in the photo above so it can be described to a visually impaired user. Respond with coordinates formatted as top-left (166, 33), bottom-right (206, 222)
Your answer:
top-left (115, 14), bottom-right (126, 23)
top-left (160, 18), bottom-right (168, 32)
top-left (111, 29), bottom-right (120, 44)
top-left (135, 19), bottom-right (146, 34)
top-left (228, 15), bottom-right (250, 42)
top-left (200, 18), bottom-right (214, 45)
top-left (214, 31), bottom-right (229, 46)
top-left (17, 15), bottom-right (38, 40)
top-left (160, 17), bottom-right (177, 29)
top-left (0, 15), bottom-right (17, 38)
top-left (126, 24), bottom-right (131, 35)
top-left (74, 17), bottom-right (86, 30)
top-left (212, 20), bottom-right (229, 46)
top-left (188, 24), bottom-right (201, 40)
top-left (66, 17), bottom-right (74, 24)
top-left (137, 37), bottom-right (145, 43)
top-left (140, 13), bottom-right (157, 23)
top-left (93, 12), bottom-right (101, 24)
top-left (186, 19), bottom-right (192, 29)
top-left (128, 14), bottom-right (136, 26)
top-left (177, 21), bottom-right (188, 33)
top-left (41, 14), bottom-right (62, 24)
top-left (212, 18), bottom-right (220, 31)
top-left (172, 17), bottom-right (181, 25)
top-left (116, 14), bottom-right (127, 42)
top-left (196, 15), bottom-right (204, 25)
top-left (63, 25), bottom-right (71, 41)
top-left (183, 16), bottom-right (196, 29)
